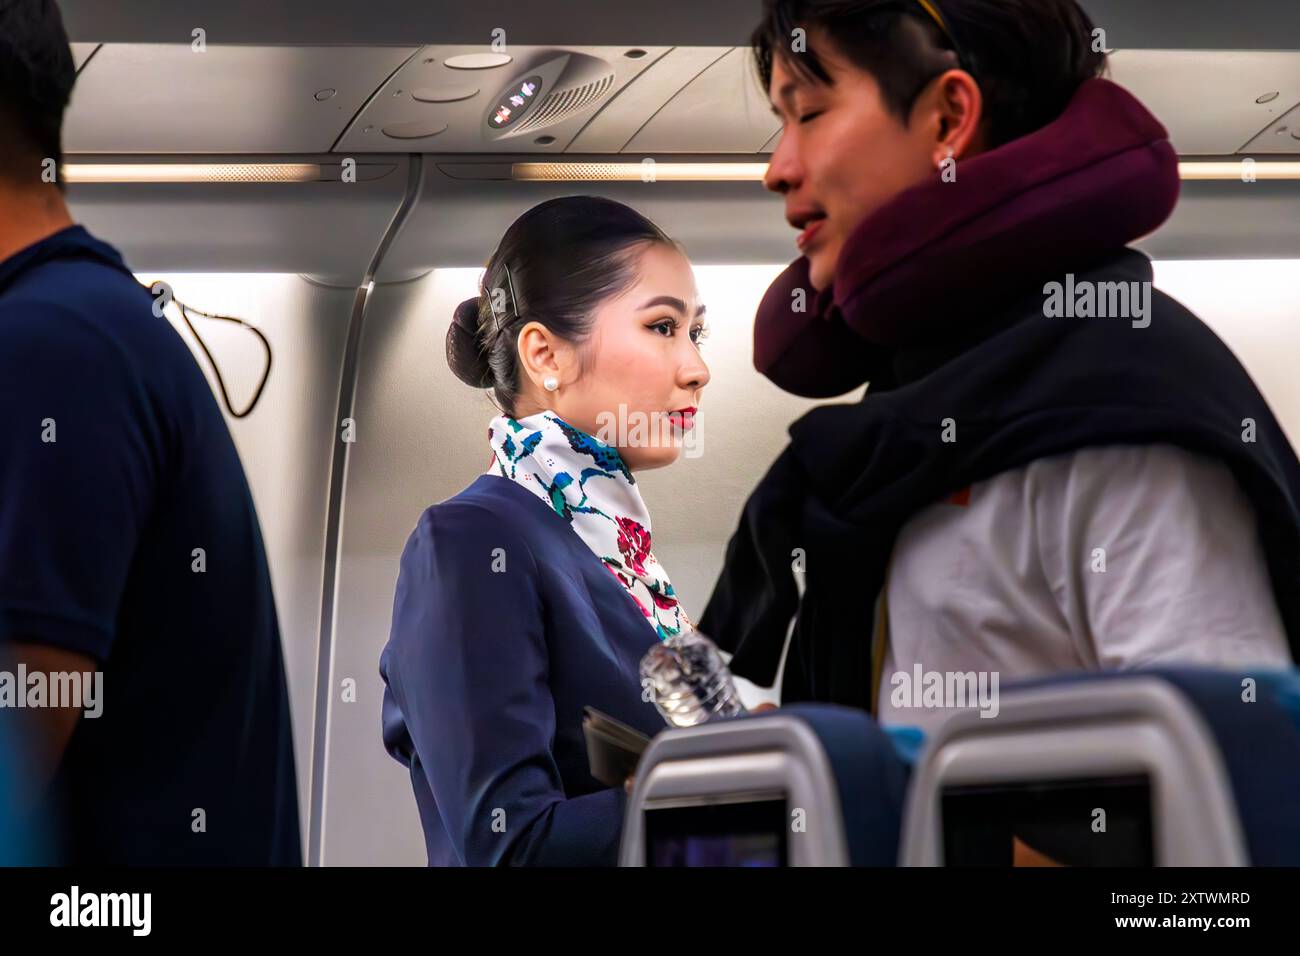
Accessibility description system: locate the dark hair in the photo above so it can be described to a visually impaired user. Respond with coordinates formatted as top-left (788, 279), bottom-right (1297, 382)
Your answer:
top-left (447, 196), bottom-right (679, 416)
top-left (751, 0), bottom-right (1107, 149)
top-left (0, 0), bottom-right (76, 191)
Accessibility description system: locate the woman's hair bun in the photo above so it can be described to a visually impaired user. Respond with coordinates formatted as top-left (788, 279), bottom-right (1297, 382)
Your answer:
top-left (446, 296), bottom-right (492, 388)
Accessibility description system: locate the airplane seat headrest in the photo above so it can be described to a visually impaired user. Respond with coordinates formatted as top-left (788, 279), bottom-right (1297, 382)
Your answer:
top-left (750, 704), bottom-right (912, 866)
top-left (1000, 667), bottom-right (1300, 865)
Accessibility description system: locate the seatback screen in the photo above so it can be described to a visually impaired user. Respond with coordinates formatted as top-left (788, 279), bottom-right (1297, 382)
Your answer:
top-left (942, 774), bottom-right (1154, 866)
top-left (645, 798), bottom-right (788, 867)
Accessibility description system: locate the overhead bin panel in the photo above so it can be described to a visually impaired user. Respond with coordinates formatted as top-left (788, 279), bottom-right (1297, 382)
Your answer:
top-left (567, 47), bottom-right (731, 152)
top-left (624, 47), bottom-right (779, 153)
top-left (333, 45), bottom-right (670, 154)
top-left (63, 44), bottom-right (418, 154)
top-left (1108, 50), bottom-right (1300, 155)
top-left (1239, 100), bottom-right (1300, 153)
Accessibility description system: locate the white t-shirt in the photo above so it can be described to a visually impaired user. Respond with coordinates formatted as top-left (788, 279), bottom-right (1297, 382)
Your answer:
top-left (875, 443), bottom-right (1293, 732)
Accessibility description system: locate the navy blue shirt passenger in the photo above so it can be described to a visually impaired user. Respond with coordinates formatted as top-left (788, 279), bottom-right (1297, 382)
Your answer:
top-left (380, 197), bottom-right (710, 865)
top-left (0, 224), bottom-right (301, 865)
top-left (0, 3), bottom-right (297, 863)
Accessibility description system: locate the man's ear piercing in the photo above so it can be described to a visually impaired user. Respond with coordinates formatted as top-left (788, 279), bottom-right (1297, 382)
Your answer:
top-left (543, 375), bottom-right (559, 392)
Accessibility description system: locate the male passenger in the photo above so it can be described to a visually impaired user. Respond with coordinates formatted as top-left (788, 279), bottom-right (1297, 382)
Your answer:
top-left (702, 0), bottom-right (1300, 729)
top-left (0, 0), bottom-right (299, 863)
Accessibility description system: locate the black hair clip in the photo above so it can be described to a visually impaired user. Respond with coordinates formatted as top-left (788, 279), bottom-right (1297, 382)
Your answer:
top-left (504, 262), bottom-right (521, 320)
top-left (486, 261), bottom-right (522, 335)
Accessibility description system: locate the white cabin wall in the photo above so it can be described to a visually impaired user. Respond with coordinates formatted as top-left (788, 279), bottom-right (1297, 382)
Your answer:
top-left (1153, 261), bottom-right (1300, 452)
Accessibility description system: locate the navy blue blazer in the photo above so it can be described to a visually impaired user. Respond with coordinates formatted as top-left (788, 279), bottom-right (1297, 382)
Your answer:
top-left (380, 472), bottom-right (670, 866)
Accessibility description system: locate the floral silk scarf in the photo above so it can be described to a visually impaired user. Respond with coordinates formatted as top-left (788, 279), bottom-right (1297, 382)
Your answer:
top-left (486, 409), bottom-right (690, 640)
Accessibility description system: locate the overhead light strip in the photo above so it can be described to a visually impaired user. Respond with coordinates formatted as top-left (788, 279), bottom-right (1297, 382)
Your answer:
top-left (63, 163), bottom-right (324, 183)
top-left (1177, 161), bottom-right (1300, 181)
top-left (511, 162), bottom-right (770, 181)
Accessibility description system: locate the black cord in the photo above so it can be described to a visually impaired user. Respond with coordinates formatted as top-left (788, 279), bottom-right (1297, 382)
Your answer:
top-left (143, 283), bottom-right (274, 419)
top-left (177, 297), bottom-right (273, 419)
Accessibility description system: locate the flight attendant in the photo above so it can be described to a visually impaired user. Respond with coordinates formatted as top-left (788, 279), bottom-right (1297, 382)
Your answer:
top-left (380, 197), bottom-right (710, 866)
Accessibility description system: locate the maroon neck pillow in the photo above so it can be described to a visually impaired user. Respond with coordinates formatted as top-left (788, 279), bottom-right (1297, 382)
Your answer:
top-left (754, 78), bottom-right (1182, 398)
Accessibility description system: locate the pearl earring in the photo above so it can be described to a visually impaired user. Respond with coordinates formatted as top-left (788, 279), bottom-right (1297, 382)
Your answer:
top-left (543, 375), bottom-right (559, 392)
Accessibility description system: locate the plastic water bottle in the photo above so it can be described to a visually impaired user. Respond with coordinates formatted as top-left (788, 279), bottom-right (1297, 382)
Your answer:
top-left (640, 630), bottom-right (748, 728)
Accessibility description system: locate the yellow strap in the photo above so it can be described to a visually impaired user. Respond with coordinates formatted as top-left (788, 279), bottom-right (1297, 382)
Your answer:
top-left (914, 0), bottom-right (952, 34)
